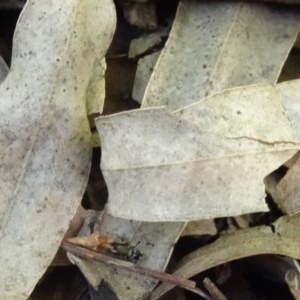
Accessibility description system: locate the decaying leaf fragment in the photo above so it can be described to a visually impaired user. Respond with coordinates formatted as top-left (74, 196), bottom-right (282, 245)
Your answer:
top-left (129, 28), bottom-right (168, 58)
top-left (132, 51), bottom-right (161, 104)
top-left (142, 0), bottom-right (300, 110)
top-left (260, 78), bottom-right (300, 214)
top-left (117, 0), bottom-right (158, 29)
top-left (86, 58), bottom-right (107, 116)
top-left (67, 211), bottom-right (185, 300)
top-left (96, 79), bottom-right (300, 221)
top-left (181, 219), bottom-right (217, 237)
top-left (150, 214), bottom-right (300, 299)
top-left (0, 0), bottom-right (116, 299)
top-left (265, 151), bottom-right (300, 215)
top-left (65, 232), bottom-right (115, 251)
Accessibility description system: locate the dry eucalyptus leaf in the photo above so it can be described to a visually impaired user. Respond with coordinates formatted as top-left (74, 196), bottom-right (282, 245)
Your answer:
top-left (150, 214), bottom-right (300, 299)
top-left (129, 34), bottom-right (160, 58)
top-left (230, 215), bottom-right (252, 230)
top-left (176, 82), bottom-right (300, 141)
top-left (86, 58), bottom-right (106, 116)
top-left (181, 219), bottom-right (217, 237)
top-left (96, 88), bottom-right (300, 221)
top-left (265, 151), bottom-right (300, 215)
top-left (51, 205), bottom-right (88, 267)
top-left (0, 56), bottom-right (8, 84)
top-left (283, 151), bottom-right (300, 169)
top-left (68, 212), bottom-right (185, 300)
top-left (128, 26), bottom-right (169, 58)
top-left (130, 23), bottom-right (169, 103)
top-left (132, 51), bottom-right (161, 104)
top-left (142, 0), bottom-right (300, 110)
top-left (277, 80), bottom-right (300, 137)
top-left (0, 0), bottom-right (116, 298)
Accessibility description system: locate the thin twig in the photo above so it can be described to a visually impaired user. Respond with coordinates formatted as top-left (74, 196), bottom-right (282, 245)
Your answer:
top-left (285, 270), bottom-right (300, 300)
top-left (203, 277), bottom-right (228, 300)
top-left (62, 242), bottom-right (195, 290)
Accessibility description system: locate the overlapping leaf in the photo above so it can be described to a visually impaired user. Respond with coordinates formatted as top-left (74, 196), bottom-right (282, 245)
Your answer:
top-left (97, 0), bottom-right (300, 222)
top-left (142, 0), bottom-right (300, 110)
top-left (96, 88), bottom-right (300, 221)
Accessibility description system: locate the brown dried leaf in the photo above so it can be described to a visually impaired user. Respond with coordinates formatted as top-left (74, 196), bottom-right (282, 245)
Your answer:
top-left (65, 233), bottom-right (115, 251)
top-left (181, 220), bottom-right (217, 237)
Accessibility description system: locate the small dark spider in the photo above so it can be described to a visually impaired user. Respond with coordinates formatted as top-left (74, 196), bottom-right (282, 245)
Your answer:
top-left (111, 241), bottom-right (143, 263)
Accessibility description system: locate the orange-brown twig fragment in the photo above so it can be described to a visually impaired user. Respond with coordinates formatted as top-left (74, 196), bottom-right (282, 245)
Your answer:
top-left (64, 233), bottom-right (115, 251)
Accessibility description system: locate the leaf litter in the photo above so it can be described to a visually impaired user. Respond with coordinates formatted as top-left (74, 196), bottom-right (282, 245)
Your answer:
top-left (93, 1), bottom-right (300, 298)
top-left (3, 0), bottom-right (300, 299)
top-left (78, 1), bottom-right (300, 299)
top-left (150, 214), bottom-right (300, 299)
top-left (66, 210), bottom-right (186, 300)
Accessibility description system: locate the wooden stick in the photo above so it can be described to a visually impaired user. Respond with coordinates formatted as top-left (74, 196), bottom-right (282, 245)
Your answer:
top-left (62, 241), bottom-right (196, 290)
top-left (203, 277), bottom-right (228, 300)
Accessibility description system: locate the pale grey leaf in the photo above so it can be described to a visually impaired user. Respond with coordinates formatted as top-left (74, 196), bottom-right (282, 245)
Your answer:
top-left (142, 0), bottom-right (300, 110)
top-left (0, 0), bottom-right (116, 298)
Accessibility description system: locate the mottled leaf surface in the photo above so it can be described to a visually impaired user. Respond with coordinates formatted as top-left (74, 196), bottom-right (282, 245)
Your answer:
top-left (142, 0), bottom-right (300, 110)
top-left (96, 81), bottom-right (300, 221)
top-left (0, 1), bottom-right (116, 298)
